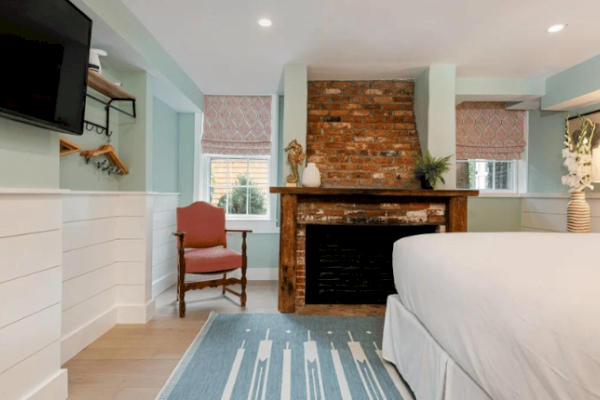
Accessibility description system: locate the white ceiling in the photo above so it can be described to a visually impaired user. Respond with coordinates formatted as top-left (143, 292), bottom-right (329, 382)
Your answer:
top-left (120, 0), bottom-right (600, 95)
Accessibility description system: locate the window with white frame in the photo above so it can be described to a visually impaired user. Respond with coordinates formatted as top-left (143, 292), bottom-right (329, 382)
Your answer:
top-left (456, 159), bottom-right (517, 191)
top-left (199, 95), bottom-right (278, 228)
top-left (209, 156), bottom-right (270, 217)
top-left (455, 102), bottom-right (527, 192)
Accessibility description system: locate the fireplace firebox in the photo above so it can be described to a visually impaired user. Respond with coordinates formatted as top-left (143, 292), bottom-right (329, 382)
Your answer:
top-left (305, 224), bottom-right (437, 304)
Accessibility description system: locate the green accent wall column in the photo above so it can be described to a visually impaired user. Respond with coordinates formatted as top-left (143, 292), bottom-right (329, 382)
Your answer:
top-left (152, 97), bottom-right (179, 192)
top-left (414, 65), bottom-right (457, 188)
top-left (0, 118), bottom-right (59, 188)
top-left (177, 113), bottom-right (197, 206)
top-left (118, 71), bottom-right (153, 191)
top-left (282, 64), bottom-right (307, 181)
top-left (414, 68), bottom-right (430, 153)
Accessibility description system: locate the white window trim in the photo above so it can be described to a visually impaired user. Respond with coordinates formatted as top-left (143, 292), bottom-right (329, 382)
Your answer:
top-left (196, 94), bottom-right (279, 234)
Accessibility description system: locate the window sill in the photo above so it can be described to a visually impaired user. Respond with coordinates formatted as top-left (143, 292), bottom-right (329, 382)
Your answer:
top-left (225, 218), bottom-right (279, 234)
top-left (476, 192), bottom-right (522, 198)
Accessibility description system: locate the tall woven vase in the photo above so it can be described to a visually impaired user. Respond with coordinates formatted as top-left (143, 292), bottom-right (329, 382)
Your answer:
top-left (567, 191), bottom-right (591, 233)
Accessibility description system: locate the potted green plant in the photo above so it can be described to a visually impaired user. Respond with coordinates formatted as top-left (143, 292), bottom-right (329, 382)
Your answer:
top-left (414, 151), bottom-right (452, 189)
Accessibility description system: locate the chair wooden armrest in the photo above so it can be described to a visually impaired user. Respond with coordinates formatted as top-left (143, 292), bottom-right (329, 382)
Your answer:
top-left (225, 229), bottom-right (253, 233)
top-left (172, 231), bottom-right (186, 237)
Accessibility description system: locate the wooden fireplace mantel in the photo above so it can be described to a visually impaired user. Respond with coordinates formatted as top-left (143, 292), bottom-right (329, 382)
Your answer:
top-left (270, 187), bottom-right (479, 313)
top-left (270, 187), bottom-right (479, 197)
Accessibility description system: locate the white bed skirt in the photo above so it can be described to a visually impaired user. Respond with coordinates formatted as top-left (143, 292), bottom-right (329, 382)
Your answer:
top-left (382, 295), bottom-right (492, 400)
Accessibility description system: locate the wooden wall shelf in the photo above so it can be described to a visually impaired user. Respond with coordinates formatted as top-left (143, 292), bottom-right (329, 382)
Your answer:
top-left (87, 70), bottom-right (135, 100)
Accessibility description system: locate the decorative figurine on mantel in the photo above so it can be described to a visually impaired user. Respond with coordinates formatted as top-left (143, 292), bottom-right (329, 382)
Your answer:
top-left (284, 139), bottom-right (305, 187)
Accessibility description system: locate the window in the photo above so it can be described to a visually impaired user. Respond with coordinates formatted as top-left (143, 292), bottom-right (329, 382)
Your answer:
top-left (197, 95), bottom-right (279, 232)
top-left (209, 157), bottom-right (269, 217)
top-left (455, 102), bottom-right (528, 193)
top-left (456, 159), bottom-right (517, 191)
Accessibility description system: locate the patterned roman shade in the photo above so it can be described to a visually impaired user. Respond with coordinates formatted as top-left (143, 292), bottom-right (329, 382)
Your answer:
top-left (456, 102), bottom-right (527, 160)
top-left (202, 95), bottom-right (272, 156)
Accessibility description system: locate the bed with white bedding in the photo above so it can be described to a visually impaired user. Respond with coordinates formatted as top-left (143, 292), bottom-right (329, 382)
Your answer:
top-left (382, 232), bottom-right (600, 400)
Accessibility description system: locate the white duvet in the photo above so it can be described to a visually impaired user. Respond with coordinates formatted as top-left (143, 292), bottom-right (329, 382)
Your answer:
top-left (393, 232), bottom-right (600, 400)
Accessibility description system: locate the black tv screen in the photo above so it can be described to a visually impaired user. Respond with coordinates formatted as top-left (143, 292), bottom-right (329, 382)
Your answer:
top-left (0, 0), bottom-right (92, 135)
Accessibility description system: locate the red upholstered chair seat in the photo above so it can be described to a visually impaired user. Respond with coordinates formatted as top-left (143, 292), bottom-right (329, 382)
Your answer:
top-left (184, 247), bottom-right (241, 274)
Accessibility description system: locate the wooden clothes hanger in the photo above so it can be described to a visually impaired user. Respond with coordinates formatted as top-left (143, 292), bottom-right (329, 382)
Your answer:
top-left (59, 136), bottom-right (81, 156)
top-left (80, 144), bottom-right (129, 175)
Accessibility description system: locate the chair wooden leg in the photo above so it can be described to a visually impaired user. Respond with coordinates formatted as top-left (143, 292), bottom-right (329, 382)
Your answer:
top-left (241, 232), bottom-right (248, 308)
top-left (179, 287), bottom-right (186, 318)
top-left (222, 273), bottom-right (227, 295)
top-left (178, 253), bottom-right (187, 318)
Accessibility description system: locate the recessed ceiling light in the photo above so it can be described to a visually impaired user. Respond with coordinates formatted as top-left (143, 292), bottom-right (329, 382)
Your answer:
top-left (547, 24), bottom-right (566, 33)
top-left (258, 18), bottom-right (272, 27)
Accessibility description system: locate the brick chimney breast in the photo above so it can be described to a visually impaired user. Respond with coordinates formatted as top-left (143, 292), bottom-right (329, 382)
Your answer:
top-left (307, 80), bottom-right (421, 188)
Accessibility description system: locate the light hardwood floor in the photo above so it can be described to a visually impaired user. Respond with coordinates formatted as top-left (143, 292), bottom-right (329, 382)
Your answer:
top-left (63, 281), bottom-right (279, 400)
top-left (63, 281), bottom-right (388, 400)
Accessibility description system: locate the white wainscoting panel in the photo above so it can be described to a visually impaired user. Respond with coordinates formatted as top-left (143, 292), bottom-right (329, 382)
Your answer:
top-left (0, 191), bottom-right (67, 400)
top-left (60, 192), bottom-right (163, 364)
top-left (151, 194), bottom-right (179, 298)
top-left (521, 194), bottom-right (600, 232)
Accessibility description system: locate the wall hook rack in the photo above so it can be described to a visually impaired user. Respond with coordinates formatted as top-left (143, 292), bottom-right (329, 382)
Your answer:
top-left (84, 70), bottom-right (136, 137)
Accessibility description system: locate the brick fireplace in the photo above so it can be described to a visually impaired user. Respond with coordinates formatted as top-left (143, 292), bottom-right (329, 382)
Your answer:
top-left (271, 80), bottom-right (478, 313)
top-left (307, 80), bottom-right (421, 188)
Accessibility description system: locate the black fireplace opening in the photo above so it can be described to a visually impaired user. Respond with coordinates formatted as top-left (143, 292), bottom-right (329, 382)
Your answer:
top-left (305, 224), bottom-right (437, 305)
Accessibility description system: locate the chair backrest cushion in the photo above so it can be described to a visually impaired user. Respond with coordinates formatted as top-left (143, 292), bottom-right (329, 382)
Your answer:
top-left (177, 202), bottom-right (227, 248)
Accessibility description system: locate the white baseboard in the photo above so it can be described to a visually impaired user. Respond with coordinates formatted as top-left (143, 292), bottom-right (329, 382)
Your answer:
top-left (117, 300), bottom-right (155, 324)
top-left (246, 268), bottom-right (278, 281)
top-left (152, 271), bottom-right (177, 298)
top-left (25, 369), bottom-right (68, 400)
top-left (61, 306), bottom-right (117, 364)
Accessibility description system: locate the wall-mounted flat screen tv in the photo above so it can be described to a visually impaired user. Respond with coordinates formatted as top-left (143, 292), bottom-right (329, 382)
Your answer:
top-left (0, 0), bottom-right (92, 135)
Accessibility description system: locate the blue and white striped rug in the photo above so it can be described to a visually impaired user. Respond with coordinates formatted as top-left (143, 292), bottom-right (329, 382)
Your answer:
top-left (157, 313), bottom-right (407, 400)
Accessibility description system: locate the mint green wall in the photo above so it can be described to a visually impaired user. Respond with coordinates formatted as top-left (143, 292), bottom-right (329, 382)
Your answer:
top-left (528, 105), bottom-right (600, 194)
top-left (468, 197), bottom-right (522, 232)
top-left (152, 97), bottom-right (179, 193)
top-left (414, 68), bottom-right (429, 153)
top-left (283, 64), bottom-right (307, 179)
top-left (227, 233), bottom-right (280, 269)
top-left (527, 109), bottom-right (566, 193)
top-left (177, 113), bottom-right (197, 206)
top-left (117, 71), bottom-right (153, 192)
top-left (543, 53), bottom-right (600, 110)
top-left (456, 78), bottom-right (545, 101)
top-left (413, 65), bottom-right (457, 188)
top-left (0, 117), bottom-right (59, 188)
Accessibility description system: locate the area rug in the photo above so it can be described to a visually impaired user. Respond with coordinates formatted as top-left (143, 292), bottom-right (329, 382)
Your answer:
top-left (157, 313), bottom-right (407, 400)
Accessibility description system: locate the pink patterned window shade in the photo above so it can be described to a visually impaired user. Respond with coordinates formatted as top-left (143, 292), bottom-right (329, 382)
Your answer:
top-left (202, 95), bottom-right (272, 156)
top-left (456, 102), bottom-right (526, 160)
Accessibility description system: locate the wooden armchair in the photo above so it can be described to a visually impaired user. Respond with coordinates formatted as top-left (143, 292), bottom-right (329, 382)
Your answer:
top-left (173, 202), bottom-right (251, 317)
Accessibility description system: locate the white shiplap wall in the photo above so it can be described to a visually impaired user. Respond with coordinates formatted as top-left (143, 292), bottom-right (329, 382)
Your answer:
top-left (60, 192), bottom-right (163, 364)
top-left (151, 194), bottom-right (178, 299)
top-left (521, 194), bottom-right (600, 232)
top-left (0, 190), bottom-right (68, 400)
